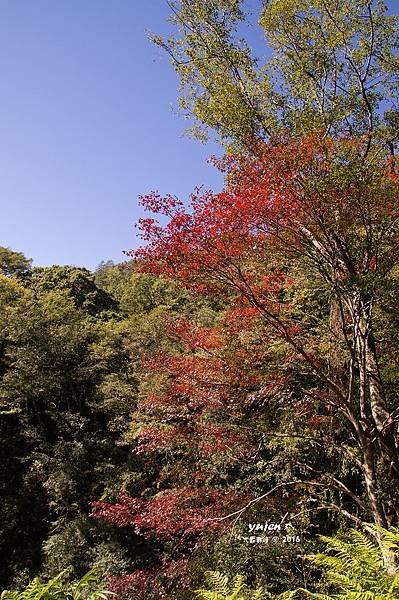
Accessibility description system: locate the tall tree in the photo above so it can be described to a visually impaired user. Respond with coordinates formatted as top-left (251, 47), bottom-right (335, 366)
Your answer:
top-left (131, 134), bottom-right (399, 574)
top-left (153, 0), bottom-right (399, 151)
top-left (0, 247), bottom-right (32, 277)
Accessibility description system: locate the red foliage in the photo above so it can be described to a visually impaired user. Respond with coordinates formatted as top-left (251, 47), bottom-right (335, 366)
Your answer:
top-left (132, 420), bottom-right (247, 458)
top-left (131, 134), bottom-right (399, 302)
top-left (107, 558), bottom-right (195, 600)
top-left (130, 311), bottom-right (279, 464)
top-left (91, 486), bottom-right (244, 541)
top-left (167, 318), bottom-right (223, 352)
top-left (107, 559), bottom-right (191, 600)
top-left (95, 133), bottom-right (399, 597)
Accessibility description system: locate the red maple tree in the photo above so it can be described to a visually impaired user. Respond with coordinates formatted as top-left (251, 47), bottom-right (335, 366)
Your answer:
top-left (132, 133), bottom-right (399, 537)
top-left (93, 134), bottom-right (399, 591)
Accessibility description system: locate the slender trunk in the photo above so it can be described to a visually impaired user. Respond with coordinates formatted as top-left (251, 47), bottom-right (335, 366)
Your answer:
top-left (356, 296), bottom-right (398, 470)
top-left (359, 433), bottom-right (396, 575)
top-left (346, 291), bottom-right (397, 572)
top-left (364, 330), bottom-right (390, 432)
top-left (361, 437), bottom-right (386, 529)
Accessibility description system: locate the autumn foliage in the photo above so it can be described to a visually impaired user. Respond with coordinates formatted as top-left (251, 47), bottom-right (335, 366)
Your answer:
top-left (91, 134), bottom-right (399, 595)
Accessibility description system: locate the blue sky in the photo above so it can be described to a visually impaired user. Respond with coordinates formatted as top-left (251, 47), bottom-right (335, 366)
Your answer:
top-left (0, 1), bottom-right (225, 269)
top-left (0, 1), bottom-right (396, 269)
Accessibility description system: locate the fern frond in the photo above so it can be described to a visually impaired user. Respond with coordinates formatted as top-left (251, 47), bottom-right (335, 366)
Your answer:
top-left (0, 568), bottom-right (112, 600)
top-left (195, 571), bottom-right (269, 600)
top-left (229, 574), bottom-right (246, 599)
top-left (277, 588), bottom-right (331, 599)
top-left (195, 590), bottom-right (226, 600)
top-left (206, 571), bottom-right (231, 596)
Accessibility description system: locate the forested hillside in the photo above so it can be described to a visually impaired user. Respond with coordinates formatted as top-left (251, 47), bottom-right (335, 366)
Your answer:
top-left (2, 1), bottom-right (399, 599)
top-left (0, 251), bottom-right (206, 591)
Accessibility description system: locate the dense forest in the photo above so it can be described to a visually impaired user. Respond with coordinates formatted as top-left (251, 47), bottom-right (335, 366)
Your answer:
top-left (2, 0), bottom-right (399, 598)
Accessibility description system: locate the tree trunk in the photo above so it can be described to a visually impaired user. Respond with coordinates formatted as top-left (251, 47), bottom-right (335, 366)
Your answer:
top-left (359, 433), bottom-right (396, 575)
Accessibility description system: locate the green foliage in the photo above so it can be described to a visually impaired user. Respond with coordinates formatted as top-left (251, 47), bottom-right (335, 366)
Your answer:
top-left (282, 524), bottom-right (399, 599)
top-left (260, 0), bottom-right (399, 138)
top-left (2, 241), bottom-right (399, 595)
top-left (0, 253), bottom-right (222, 589)
top-left (195, 571), bottom-right (271, 600)
top-left (154, 0), bottom-right (399, 148)
top-left (196, 526), bottom-right (399, 599)
top-left (95, 262), bottom-right (192, 316)
top-left (0, 259), bottom-right (137, 584)
top-left (150, 0), bottom-right (276, 148)
top-left (187, 518), bottom-right (316, 597)
top-left (0, 568), bottom-right (113, 600)
top-left (26, 266), bottom-right (118, 316)
top-left (0, 247), bottom-right (32, 277)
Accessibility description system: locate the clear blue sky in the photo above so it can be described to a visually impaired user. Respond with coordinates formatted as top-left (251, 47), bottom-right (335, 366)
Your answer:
top-left (0, 0), bottom-right (225, 269)
top-left (0, 1), bottom-right (396, 270)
